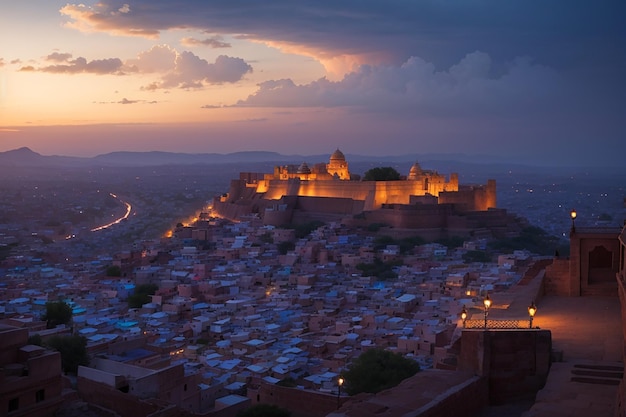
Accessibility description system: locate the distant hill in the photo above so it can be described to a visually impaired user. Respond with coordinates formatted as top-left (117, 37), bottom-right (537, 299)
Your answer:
top-left (0, 147), bottom-right (86, 167)
top-left (0, 147), bottom-right (623, 177)
top-left (92, 150), bottom-right (302, 166)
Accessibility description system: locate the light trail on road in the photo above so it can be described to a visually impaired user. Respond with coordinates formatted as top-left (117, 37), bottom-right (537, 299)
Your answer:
top-left (90, 193), bottom-right (132, 232)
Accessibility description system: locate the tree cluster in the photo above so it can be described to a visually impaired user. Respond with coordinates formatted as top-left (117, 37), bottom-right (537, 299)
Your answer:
top-left (29, 334), bottom-right (89, 374)
top-left (363, 167), bottom-right (401, 181)
top-left (128, 283), bottom-right (159, 308)
top-left (42, 300), bottom-right (73, 329)
top-left (343, 348), bottom-right (420, 395)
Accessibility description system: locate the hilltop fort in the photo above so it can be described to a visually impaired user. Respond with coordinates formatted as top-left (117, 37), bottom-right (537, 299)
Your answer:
top-left (213, 149), bottom-right (502, 236)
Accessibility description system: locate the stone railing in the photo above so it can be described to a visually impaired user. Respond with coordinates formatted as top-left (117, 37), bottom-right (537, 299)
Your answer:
top-left (463, 319), bottom-right (532, 329)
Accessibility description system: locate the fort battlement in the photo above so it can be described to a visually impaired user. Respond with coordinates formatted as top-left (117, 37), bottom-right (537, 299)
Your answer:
top-left (213, 149), bottom-right (497, 229)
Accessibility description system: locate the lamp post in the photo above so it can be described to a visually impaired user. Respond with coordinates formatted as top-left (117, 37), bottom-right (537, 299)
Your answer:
top-left (528, 301), bottom-right (537, 329)
top-left (483, 294), bottom-right (491, 329)
top-left (337, 377), bottom-right (344, 409)
top-left (461, 306), bottom-right (467, 328)
top-left (570, 209), bottom-right (577, 233)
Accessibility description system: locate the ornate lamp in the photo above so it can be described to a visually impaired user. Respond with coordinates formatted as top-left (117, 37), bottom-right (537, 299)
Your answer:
top-left (337, 377), bottom-right (344, 409)
top-left (528, 301), bottom-right (537, 328)
top-left (461, 306), bottom-right (468, 328)
top-left (483, 294), bottom-right (491, 329)
top-left (570, 209), bottom-right (577, 233)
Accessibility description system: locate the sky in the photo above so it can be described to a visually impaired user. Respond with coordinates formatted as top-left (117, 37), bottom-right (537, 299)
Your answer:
top-left (0, 1), bottom-right (624, 166)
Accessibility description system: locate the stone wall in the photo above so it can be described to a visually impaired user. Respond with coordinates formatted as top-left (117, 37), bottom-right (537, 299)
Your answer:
top-left (544, 258), bottom-right (571, 296)
top-left (247, 380), bottom-right (343, 417)
top-left (77, 377), bottom-right (161, 417)
top-left (615, 272), bottom-right (626, 417)
top-left (458, 329), bottom-right (552, 405)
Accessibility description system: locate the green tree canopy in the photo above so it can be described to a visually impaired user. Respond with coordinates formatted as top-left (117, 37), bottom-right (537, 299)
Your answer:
top-left (128, 283), bottom-right (158, 308)
top-left (356, 258), bottom-right (401, 280)
top-left (47, 335), bottom-right (89, 374)
top-left (487, 226), bottom-right (562, 256)
top-left (237, 404), bottom-right (291, 417)
top-left (42, 301), bottom-right (73, 329)
top-left (343, 348), bottom-right (420, 395)
top-left (462, 250), bottom-right (492, 264)
top-left (363, 167), bottom-right (401, 181)
top-left (106, 265), bottom-right (122, 277)
top-left (277, 241), bottom-right (295, 255)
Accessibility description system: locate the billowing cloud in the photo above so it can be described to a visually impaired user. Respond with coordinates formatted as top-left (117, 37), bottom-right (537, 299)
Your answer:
top-left (37, 57), bottom-right (124, 74)
top-left (126, 45), bottom-right (177, 73)
top-left (235, 51), bottom-right (562, 117)
top-left (61, 2), bottom-right (159, 38)
top-left (16, 45), bottom-right (251, 87)
top-left (59, 0), bottom-right (625, 77)
top-left (16, 51), bottom-right (125, 74)
top-left (181, 36), bottom-right (231, 49)
top-left (46, 52), bottom-right (73, 62)
top-left (157, 53), bottom-right (252, 89)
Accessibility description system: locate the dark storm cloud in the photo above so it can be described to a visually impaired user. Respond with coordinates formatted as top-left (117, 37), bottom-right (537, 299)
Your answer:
top-left (61, 0), bottom-right (625, 71)
top-left (235, 52), bottom-right (563, 116)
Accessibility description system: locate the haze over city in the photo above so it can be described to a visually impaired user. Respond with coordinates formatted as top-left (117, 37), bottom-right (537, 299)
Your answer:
top-left (1, 1), bottom-right (624, 166)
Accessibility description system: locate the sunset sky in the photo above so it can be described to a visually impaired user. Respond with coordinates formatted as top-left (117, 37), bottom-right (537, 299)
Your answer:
top-left (0, 1), bottom-right (624, 166)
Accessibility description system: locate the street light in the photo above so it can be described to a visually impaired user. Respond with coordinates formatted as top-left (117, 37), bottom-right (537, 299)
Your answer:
top-left (483, 294), bottom-right (491, 329)
top-left (528, 301), bottom-right (537, 329)
top-left (337, 377), bottom-right (344, 409)
top-left (460, 306), bottom-right (468, 328)
top-left (570, 209), bottom-right (577, 233)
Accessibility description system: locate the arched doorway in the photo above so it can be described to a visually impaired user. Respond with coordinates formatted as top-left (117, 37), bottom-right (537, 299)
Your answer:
top-left (588, 245), bottom-right (615, 284)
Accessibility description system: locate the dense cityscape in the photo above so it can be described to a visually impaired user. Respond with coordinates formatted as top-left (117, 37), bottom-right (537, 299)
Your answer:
top-left (1, 1), bottom-right (624, 416)
top-left (1, 149), bottom-right (625, 416)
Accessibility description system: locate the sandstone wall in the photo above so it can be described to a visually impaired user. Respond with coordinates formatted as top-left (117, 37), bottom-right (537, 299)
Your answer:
top-left (458, 329), bottom-right (552, 405)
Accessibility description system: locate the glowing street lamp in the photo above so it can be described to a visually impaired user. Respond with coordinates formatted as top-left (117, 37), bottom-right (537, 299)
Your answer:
top-left (460, 306), bottom-right (468, 328)
top-left (483, 294), bottom-right (491, 329)
top-left (570, 209), bottom-right (577, 233)
top-left (528, 301), bottom-right (537, 329)
top-left (337, 377), bottom-right (344, 409)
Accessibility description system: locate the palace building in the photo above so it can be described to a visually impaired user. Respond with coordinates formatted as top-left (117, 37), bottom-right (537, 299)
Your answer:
top-left (213, 149), bottom-right (498, 232)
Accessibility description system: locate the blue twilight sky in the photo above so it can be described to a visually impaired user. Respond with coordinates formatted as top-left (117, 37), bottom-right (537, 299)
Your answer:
top-left (0, 0), bottom-right (624, 166)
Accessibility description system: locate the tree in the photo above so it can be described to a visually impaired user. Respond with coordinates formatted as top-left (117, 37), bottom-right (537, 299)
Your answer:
top-left (462, 250), bottom-right (492, 264)
top-left (363, 167), bottom-right (401, 181)
top-left (488, 226), bottom-right (561, 256)
top-left (343, 348), bottom-right (420, 395)
top-left (237, 404), bottom-right (291, 417)
top-left (42, 301), bottom-right (73, 329)
top-left (356, 258), bottom-right (401, 280)
top-left (277, 241), bottom-right (295, 255)
top-left (106, 265), bottom-right (122, 277)
top-left (47, 335), bottom-right (89, 374)
top-left (128, 283), bottom-right (158, 308)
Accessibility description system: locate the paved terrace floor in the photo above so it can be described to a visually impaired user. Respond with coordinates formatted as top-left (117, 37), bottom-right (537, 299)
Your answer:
top-left (482, 272), bottom-right (623, 417)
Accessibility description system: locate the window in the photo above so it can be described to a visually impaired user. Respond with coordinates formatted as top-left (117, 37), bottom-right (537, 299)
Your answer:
top-left (8, 397), bottom-right (19, 412)
top-left (36, 389), bottom-right (45, 403)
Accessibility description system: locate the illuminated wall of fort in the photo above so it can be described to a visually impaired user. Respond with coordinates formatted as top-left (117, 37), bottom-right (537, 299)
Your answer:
top-left (214, 149), bottom-right (497, 226)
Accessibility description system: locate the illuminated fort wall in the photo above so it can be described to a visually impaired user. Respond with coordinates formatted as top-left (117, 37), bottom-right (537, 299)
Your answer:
top-left (252, 176), bottom-right (463, 211)
top-left (214, 150), bottom-right (497, 226)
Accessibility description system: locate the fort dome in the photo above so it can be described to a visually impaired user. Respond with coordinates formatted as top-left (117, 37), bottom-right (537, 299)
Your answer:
top-left (330, 148), bottom-right (346, 162)
top-left (409, 162), bottom-right (423, 177)
top-left (297, 162), bottom-right (311, 174)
